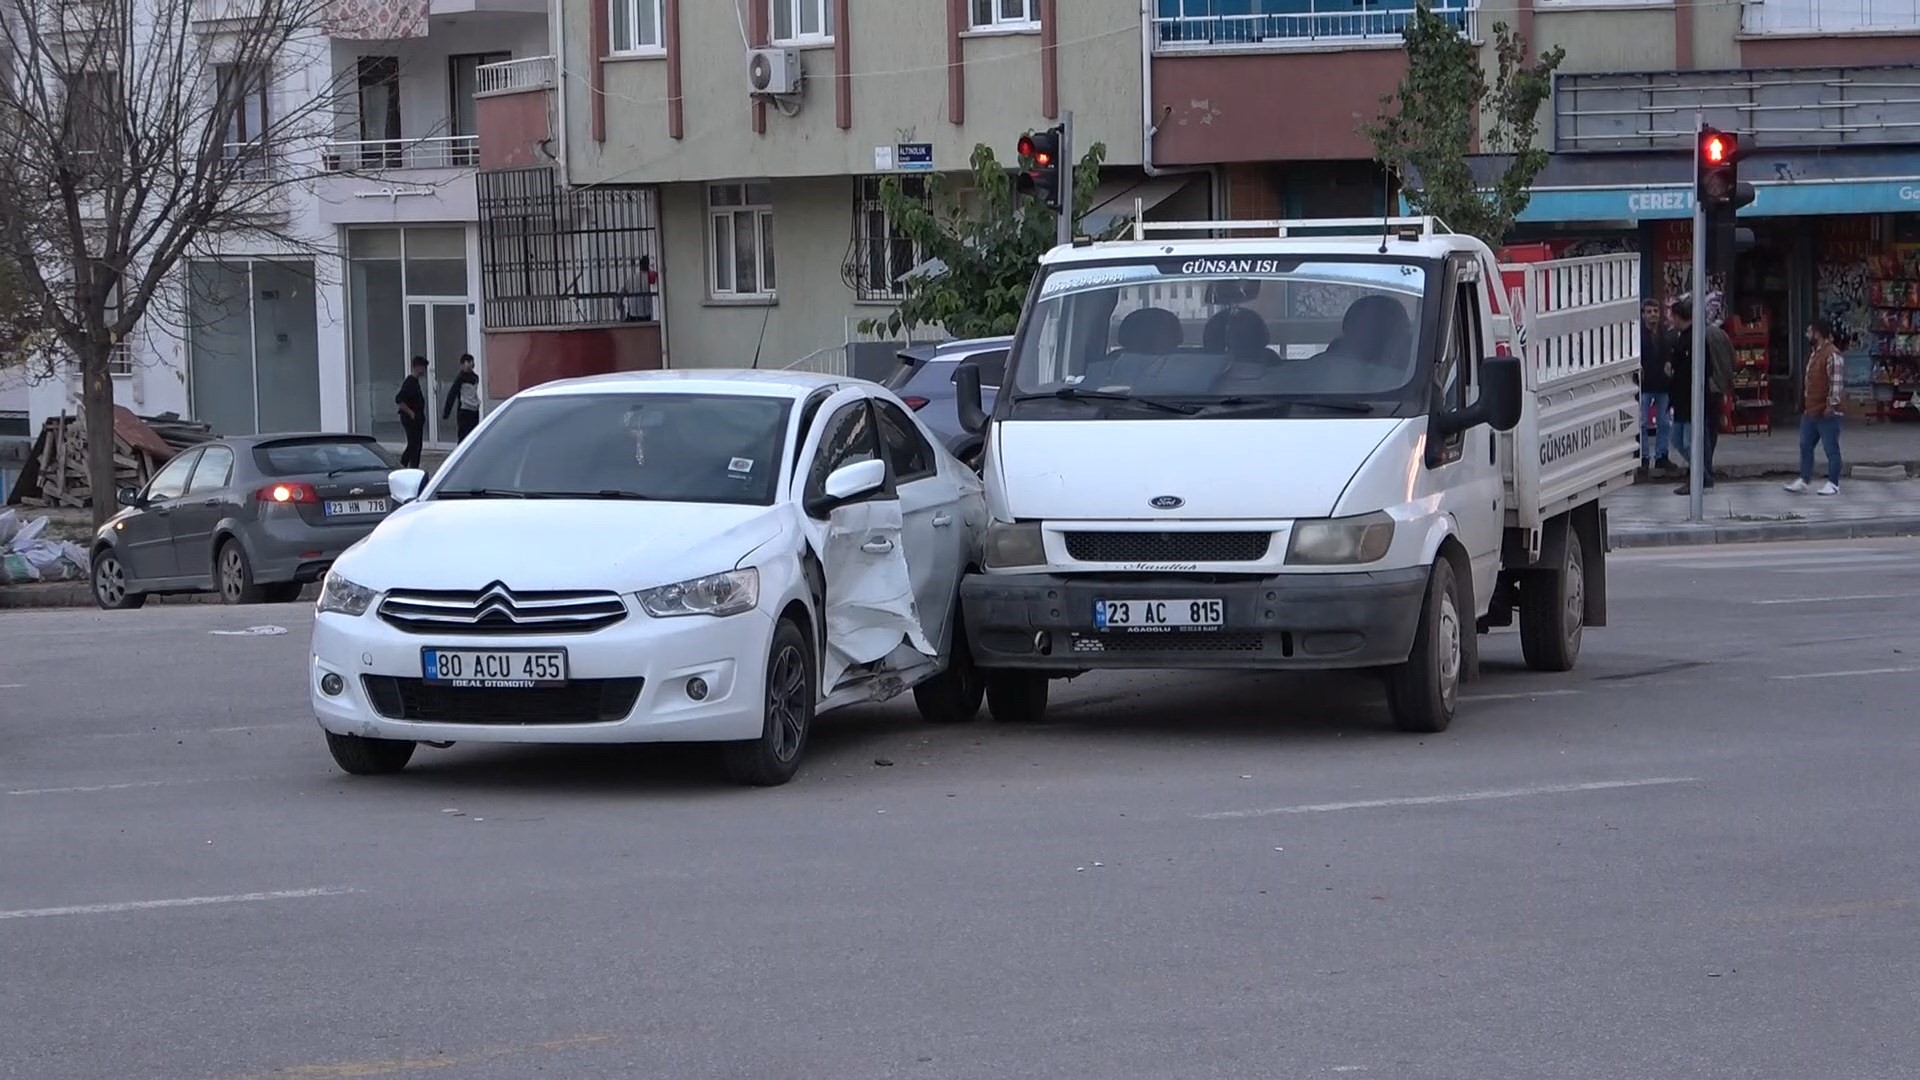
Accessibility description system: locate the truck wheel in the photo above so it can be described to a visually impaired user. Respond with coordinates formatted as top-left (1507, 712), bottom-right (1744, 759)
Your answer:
top-left (914, 613), bottom-right (984, 724)
top-left (1519, 526), bottom-right (1584, 673)
top-left (1385, 559), bottom-right (1462, 734)
top-left (986, 671), bottom-right (1048, 724)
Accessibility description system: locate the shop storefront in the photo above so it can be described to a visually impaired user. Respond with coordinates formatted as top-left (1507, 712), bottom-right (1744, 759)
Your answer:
top-left (1465, 147), bottom-right (1920, 430)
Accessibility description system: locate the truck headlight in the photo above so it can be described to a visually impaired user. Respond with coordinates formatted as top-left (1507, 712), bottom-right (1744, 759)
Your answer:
top-left (1286, 512), bottom-right (1396, 566)
top-left (982, 521), bottom-right (1046, 570)
top-left (316, 573), bottom-right (377, 616)
top-left (638, 568), bottom-right (759, 618)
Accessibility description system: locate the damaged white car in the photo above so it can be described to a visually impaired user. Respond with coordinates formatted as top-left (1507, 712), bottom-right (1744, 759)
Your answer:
top-left (309, 371), bottom-right (987, 786)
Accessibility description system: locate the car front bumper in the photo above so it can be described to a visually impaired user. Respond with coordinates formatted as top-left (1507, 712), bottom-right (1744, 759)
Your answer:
top-left (960, 567), bottom-right (1430, 672)
top-left (311, 602), bottom-right (774, 745)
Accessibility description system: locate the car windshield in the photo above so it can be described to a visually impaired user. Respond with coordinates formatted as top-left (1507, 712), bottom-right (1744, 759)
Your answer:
top-left (430, 392), bottom-right (792, 506)
top-left (1007, 257), bottom-right (1434, 418)
top-left (255, 438), bottom-right (396, 476)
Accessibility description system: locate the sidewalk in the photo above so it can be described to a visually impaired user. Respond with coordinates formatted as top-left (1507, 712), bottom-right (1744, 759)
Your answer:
top-left (1668, 420), bottom-right (1920, 479)
top-left (1607, 474), bottom-right (1920, 548)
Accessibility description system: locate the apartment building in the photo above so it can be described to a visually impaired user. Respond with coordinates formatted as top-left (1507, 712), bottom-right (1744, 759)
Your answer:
top-left (18, 0), bottom-right (547, 453)
top-left (1147, 0), bottom-right (1441, 220)
top-left (1457, 0), bottom-right (1920, 422)
top-left (474, 0), bottom-right (1207, 380)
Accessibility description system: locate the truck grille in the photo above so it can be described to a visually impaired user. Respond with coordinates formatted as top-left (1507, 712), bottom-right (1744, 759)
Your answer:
top-left (378, 582), bottom-right (628, 636)
top-left (361, 676), bottom-right (643, 724)
top-left (1063, 531), bottom-right (1271, 563)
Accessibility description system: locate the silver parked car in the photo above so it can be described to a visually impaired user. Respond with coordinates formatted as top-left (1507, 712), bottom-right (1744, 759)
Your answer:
top-left (883, 337), bottom-right (1009, 459)
top-left (90, 434), bottom-right (398, 609)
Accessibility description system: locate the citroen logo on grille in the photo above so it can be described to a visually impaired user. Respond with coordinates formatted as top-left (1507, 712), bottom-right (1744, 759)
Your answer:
top-left (1149, 495), bottom-right (1185, 510)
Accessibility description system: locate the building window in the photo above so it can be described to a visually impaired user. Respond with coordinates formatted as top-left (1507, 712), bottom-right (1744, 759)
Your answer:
top-left (448, 51), bottom-right (509, 166)
top-left (849, 176), bottom-right (925, 303)
top-left (215, 64), bottom-right (271, 175)
top-left (709, 181), bottom-right (775, 299)
top-left (971, 0), bottom-right (1036, 29)
top-left (610, 0), bottom-right (664, 53)
top-left (771, 0), bottom-right (832, 43)
top-left (61, 70), bottom-right (120, 159)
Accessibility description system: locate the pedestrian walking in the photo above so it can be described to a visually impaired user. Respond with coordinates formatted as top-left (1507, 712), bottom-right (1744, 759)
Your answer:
top-left (441, 353), bottom-right (481, 443)
top-left (1668, 297), bottom-right (1733, 495)
top-left (1639, 298), bottom-right (1675, 474)
top-left (395, 356), bottom-right (428, 469)
top-left (1786, 318), bottom-right (1846, 496)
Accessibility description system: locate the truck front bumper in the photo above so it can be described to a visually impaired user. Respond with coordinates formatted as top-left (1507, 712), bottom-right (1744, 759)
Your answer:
top-left (961, 567), bottom-right (1431, 672)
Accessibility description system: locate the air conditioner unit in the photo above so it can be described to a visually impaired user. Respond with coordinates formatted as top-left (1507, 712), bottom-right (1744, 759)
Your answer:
top-left (747, 48), bottom-right (802, 96)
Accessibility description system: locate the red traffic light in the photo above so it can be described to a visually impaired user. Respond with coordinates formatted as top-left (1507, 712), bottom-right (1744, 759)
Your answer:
top-left (1702, 131), bottom-right (1735, 165)
top-left (1017, 135), bottom-right (1051, 167)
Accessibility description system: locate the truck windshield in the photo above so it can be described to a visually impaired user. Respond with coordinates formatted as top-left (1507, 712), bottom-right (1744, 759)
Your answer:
top-left (1007, 257), bottom-right (1434, 418)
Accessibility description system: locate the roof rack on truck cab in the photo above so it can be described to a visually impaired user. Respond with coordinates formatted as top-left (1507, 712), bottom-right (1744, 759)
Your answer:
top-left (1128, 210), bottom-right (1452, 242)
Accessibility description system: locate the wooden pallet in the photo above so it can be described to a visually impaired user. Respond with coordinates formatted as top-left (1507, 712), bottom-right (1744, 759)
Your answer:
top-left (5, 408), bottom-right (214, 509)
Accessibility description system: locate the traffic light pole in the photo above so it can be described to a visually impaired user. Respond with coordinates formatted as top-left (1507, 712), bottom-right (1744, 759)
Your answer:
top-left (1057, 110), bottom-right (1074, 249)
top-left (1688, 115), bottom-right (1708, 522)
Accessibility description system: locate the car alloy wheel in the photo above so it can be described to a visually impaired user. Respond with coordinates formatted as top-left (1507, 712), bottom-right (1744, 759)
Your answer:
top-left (768, 640), bottom-right (808, 763)
top-left (220, 545), bottom-right (247, 602)
top-left (95, 554), bottom-right (127, 607)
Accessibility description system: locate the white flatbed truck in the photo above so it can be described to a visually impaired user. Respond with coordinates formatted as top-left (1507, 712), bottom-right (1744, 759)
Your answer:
top-left (950, 216), bottom-right (1640, 732)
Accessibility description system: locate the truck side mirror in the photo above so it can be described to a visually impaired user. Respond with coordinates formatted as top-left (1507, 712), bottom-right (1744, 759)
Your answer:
top-left (954, 361), bottom-right (988, 435)
top-left (1435, 355), bottom-right (1524, 438)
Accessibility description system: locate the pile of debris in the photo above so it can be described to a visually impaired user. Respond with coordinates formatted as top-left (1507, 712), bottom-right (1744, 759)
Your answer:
top-left (3, 409), bottom-right (215, 510)
top-left (0, 508), bottom-right (88, 584)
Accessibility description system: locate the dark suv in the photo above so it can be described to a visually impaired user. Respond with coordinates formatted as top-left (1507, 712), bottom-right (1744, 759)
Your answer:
top-left (882, 337), bottom-right (1010, 459)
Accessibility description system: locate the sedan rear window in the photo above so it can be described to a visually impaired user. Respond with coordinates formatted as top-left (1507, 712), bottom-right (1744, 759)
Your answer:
top-left (254, 439), bottom-right (396, 477)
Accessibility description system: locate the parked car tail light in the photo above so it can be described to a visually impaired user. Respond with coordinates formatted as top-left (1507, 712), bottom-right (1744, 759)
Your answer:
top-left (258, 481), bottom-right (319, 504)
top-left (901, 396), bottom-right (930, 411)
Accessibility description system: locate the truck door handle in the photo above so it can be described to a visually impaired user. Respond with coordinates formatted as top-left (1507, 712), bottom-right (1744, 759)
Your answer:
top-left (931, 513), bottom-right (953, 527)
top-left (862, 538), bottom-right (895, 554)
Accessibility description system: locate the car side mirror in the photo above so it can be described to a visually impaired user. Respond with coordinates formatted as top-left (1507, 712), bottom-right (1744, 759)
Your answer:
top-left (1435, 355), bottom-right (1525, 438)
top-left (806, 458), bottom-right (887, 518)
top-left (116, 486), bottom-right (144, 508)
top-left (954, 361), bottom-right (988, 435)
top-left (387, 468), bottom-right (427, 505)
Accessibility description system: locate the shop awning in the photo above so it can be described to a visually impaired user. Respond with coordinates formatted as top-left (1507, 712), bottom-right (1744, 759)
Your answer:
top-left (1081, 175), bottom-right (1202, 237)
top-left (1400, 147), bottom-right (1920, 224)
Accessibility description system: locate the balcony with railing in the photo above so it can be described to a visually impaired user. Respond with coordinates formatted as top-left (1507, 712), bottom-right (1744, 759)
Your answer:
top-left (1554, 65), bottom-right (1920, 151)
top-left (473, 54), bottom-right (556, 171)
top-left (475, 55), bottom-right (554, 96)
top-left (1740, 0), bottom-right (1920, 35)
top-left (1152, 0), bottom-right (1475, 51)
top-left (321, 135), bottom-right (480, 172)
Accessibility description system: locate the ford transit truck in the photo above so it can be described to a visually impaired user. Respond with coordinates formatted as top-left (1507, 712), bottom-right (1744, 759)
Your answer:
top-left (950, 216), bottom-right (1640, 733)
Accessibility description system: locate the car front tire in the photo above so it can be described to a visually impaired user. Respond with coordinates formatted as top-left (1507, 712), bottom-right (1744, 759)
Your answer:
top-left (721, 619), bottom-right (815, 787)
top-left (1384, 558), bottom-right (1463, 734)
top-left (914, 611), bottom-right (984, 724)
top-left (91, 549), bottom-right (147, 611)
top-left (324, 731), bottom-right (416, 775)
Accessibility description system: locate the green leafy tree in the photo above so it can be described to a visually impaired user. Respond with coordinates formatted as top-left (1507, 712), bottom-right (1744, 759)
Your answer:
top-left (859, 140), bottom-right (1108, 339)
top-left (1363, 3), bottom-right (1565, 246)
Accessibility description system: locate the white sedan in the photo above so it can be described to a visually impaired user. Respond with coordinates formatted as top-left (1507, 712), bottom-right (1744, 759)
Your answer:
top-left (310, 370), bottom-right (988, 786)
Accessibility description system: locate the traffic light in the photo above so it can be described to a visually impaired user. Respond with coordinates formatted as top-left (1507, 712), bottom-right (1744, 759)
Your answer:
top-left (1015, 126), bottom-right (1064, 212)
top-left (1695, 126), bottom-right (1755, 212)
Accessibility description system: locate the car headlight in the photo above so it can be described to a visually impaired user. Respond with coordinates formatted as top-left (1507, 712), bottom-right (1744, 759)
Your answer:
top-left (316, 572), bottom-right (377, 616)
top-left (1286, 512), bottom-right (1396, 566)
top-left (982, 521), bottom-right (1046, 570)
top-left (638, 568), bottom-right (760, 618)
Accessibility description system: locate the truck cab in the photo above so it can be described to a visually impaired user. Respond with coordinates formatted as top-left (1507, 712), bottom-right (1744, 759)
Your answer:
top-left (952, 216), bottom-right (1639, 734)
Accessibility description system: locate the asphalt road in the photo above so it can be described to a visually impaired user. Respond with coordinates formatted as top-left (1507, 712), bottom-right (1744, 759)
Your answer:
top-left (4, 538), bottom-right (1918, 1080)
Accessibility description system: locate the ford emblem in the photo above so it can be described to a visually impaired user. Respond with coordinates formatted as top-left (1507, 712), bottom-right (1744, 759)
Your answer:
top-left (1149, 495), bottom-right (1185, 510)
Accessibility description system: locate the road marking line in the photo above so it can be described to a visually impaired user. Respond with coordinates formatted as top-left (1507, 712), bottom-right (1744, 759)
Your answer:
top-left (0, 886), bottom-right (359, 921)
top-left (1771, 666), bottom-right (1920, 681)
top-left (220, 1034), bottom-right (618, 1079)
top-left (0, 683), bottom-right (23, 689)
top-left (1754, 593), bottom-right (1920, 605)
top-left (1460, 689), bottom-right (1583, 703)
top-left (1200, 777), bottom-right (1700, 820)
top-left (5, 776), bottom-right (250, 796)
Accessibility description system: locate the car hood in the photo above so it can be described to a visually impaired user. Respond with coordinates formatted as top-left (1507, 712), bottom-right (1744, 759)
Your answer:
top-left (332, 499), bottom-right (790, 593)
top-left (991, 417), bottom-right (1407, 521)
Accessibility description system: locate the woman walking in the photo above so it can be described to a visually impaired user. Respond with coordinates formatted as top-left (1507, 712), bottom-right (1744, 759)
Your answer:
top-left (1786, 318), bottom-right (1845, 496)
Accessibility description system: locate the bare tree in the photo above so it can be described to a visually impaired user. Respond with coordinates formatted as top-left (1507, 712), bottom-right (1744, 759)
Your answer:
top-left (0, 0), bottom-right (357, 525)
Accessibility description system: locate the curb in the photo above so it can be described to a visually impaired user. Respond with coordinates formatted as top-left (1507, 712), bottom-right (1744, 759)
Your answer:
top-left (0, 585), bottom-right (307, 610)
top-left (1610, 515), bottom-right (1920, 549)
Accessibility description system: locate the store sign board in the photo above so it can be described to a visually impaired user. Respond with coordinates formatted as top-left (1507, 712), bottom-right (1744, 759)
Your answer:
top-left (1500, 178), bottom-right (1920, 224)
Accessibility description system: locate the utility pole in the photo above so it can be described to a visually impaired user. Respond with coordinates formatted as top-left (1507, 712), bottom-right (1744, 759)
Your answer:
top-left (1688, 115), bottom-right (1709, 522)
top-left (1057, 110), bottom-right (1074, 249)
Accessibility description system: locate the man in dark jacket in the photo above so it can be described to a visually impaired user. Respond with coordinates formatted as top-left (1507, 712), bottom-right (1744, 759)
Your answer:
top-left (1640, 299), bottom-right (1674, 473)
top-left (395, 356), bottom-right (428, 469)
top-left (1668, 297), bottom-right (1734, 493)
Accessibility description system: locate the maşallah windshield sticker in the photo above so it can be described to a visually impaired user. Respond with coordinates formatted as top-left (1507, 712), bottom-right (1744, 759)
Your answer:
top-left (1038, 264), bottom-right (1163, 300)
